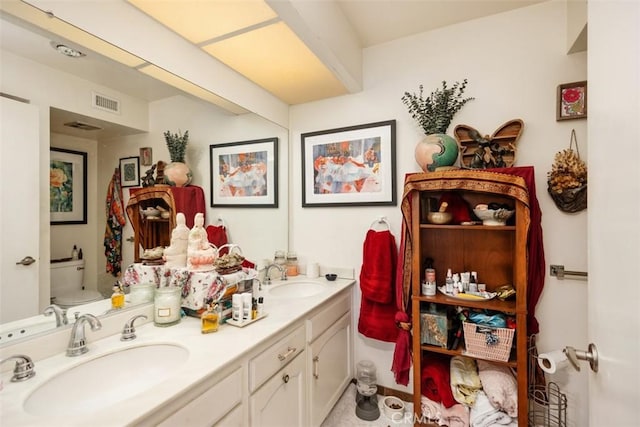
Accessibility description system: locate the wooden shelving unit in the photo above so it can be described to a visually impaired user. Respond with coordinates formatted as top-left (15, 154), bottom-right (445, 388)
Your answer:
top-left (404, 170), bottom-right (530, 426)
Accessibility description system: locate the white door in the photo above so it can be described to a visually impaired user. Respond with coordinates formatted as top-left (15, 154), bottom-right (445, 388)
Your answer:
top-left (588, 2), bottom-right (640, 426)
top-left (0, 97), bottom-right (40, 323)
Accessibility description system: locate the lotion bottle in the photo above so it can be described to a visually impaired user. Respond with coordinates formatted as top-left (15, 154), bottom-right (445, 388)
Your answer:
top-left (201, 304), bottom-right (219, 334)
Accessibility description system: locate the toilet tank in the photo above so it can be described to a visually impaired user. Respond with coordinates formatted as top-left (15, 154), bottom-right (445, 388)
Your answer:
top-left (50, 259), bottom-right (84, 297)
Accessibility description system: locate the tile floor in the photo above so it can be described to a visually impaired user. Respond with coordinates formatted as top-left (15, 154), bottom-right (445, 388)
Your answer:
top-left (322, 383), bottom-right (414, 427)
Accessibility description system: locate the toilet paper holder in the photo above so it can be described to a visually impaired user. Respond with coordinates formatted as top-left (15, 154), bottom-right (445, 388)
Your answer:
top-left (564, 343), bottom-right (598, 373)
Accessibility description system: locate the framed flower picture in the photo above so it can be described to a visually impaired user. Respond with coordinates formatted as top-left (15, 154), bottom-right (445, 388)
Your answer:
top-left (50, 147), bottom-right (87, 224)
top-left (556, 81), bottom-right (587, 121)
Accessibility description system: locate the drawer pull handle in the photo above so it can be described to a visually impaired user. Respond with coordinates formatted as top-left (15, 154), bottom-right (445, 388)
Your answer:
top-left (282, 373), bottom-right (290, 383)
top-left (278, 346), bottom-right (296, 361)
top-left (313, 356), bottom-right (320, 379)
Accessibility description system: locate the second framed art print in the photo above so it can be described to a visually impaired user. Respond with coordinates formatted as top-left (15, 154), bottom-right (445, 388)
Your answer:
top-left (301, 120), bottom-right (396, 207)
top-left (210, 137), bottom-right (278, 207)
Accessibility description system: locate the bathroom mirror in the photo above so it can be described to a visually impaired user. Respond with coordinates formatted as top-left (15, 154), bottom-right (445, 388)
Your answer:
top-left (0, 10), bottom-right (289, 345)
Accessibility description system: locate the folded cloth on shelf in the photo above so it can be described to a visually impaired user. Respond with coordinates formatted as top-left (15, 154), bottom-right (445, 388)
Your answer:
top-left (440, 402), bottom-right (471, 427)
top-left (358, 229), bottom-right (399, 343)
top-left (421, 395), bottom-right (443, 422)
top-left (470, 391), bottom-right (515, 427)
top-left (421, 353), bottom-right (458, 408)
top-left (477, 360), bottom-right (518, 418)
top-left (450, 356), bottom-right (482, 407)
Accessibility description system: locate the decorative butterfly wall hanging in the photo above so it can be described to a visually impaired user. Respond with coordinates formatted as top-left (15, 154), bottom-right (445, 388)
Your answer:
top-left (454, 119), bottom-right (524, 169)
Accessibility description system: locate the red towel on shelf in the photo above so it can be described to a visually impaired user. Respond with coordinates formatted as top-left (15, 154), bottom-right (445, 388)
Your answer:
top-left (358, 229), bottom-right (398, 343)
top-left (421, 354), bottom-right (457, 409)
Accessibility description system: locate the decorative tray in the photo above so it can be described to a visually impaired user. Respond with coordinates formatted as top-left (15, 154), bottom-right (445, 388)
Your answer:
top-left (226, 313), bottom-right (268, 328)
top-left (437, 286), bottom-right (497, 301)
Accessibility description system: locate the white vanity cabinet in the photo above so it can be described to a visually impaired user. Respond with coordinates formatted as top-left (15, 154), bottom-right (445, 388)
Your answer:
top-left (306, 291), bottom-right (353, 427)
top-left (156, 366), bottom-right (243, 427)
top-left (249, 325), bottom-right (307, 426)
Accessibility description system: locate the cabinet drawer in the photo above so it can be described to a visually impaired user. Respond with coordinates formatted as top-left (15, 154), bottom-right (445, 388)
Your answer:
top-left (307, 291), bottom-right (350, 343)
top-left (250, 325), bottom-right (305, 392)
top-left (158, 367), bottom-right (242, 427)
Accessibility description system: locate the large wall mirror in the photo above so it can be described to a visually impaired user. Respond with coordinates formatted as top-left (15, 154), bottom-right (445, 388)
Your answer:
top-left (0, 8), bottom-right (289, 345)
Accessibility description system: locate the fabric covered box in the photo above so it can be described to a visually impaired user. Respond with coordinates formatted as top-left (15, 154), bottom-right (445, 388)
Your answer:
top-left (420, 305), bottom-right (450, 348)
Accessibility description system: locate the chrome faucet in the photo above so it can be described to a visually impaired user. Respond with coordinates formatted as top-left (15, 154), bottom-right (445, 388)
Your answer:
top-left (0, 354), bottom-right (35, 382)
top-left (265, 263), bottom-right (287, 284)
top-left (66, 314), bottom-right (102, 357)
top-left (121, 314), bottom-right (148, 341)
top-left (43, 304), bottom-right (68, 327)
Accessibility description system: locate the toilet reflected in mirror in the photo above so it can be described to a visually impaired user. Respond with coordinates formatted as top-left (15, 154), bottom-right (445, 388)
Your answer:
top-left (50, 259), bottom-right (104, 309)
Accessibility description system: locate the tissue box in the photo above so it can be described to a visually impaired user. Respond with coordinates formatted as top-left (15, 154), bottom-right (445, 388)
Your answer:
top-left (420, 307), bottom-right (450, 348)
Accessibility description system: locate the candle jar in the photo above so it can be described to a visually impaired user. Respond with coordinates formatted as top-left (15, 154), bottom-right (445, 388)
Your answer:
top-left (154, 286), bottom-right (182, 327)
top-left (130, 282), bottom-right (155, 305)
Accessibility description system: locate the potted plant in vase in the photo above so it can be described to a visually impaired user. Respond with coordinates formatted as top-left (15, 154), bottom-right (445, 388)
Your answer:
top-left (163, 129), bottom-right (192, 187)
top-left (402, 79), bottom-right (474, 172)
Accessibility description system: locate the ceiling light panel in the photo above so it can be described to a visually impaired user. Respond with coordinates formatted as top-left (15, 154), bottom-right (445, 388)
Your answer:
top-left (127, 0), bottom-right (277, 43)
top-left (202, 21), bottom-right (347, 105)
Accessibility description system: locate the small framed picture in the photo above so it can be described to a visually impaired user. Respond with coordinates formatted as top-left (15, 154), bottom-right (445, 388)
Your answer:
top-left (557, 81), bottom-right (587, 121)
top-left (139, 147), bottom-right (153, 166)
top-left (119, 156), bottom-right (140, 187)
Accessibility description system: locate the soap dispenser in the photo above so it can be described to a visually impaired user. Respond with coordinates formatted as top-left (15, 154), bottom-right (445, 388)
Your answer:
top-left (111, 282), bottom-right (125, 310)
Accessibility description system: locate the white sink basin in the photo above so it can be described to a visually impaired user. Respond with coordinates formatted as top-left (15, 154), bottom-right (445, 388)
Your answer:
top-left (24, 344), bottom-right (189, 416)
top-left (268, 281), bottom-right (328, 298)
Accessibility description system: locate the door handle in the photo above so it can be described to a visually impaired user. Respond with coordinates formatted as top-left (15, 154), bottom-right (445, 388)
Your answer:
top-left (16, 256), bottom-right (36, 266)
top-left (313, 356), bottom-right (320, 379)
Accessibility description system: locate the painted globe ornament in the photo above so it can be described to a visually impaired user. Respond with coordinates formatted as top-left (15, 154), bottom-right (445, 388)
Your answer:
top-left (414, 133), bottom-right (460, 172)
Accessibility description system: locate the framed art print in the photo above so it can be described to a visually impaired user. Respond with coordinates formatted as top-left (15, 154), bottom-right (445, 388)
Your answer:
top-left (301, 120), bottom-right (396, 207)
top-left (210, 137), bottom-right (278, 207)
top-left (557, 81), bottom-right (587, 121)
top-left (50, 147), bottom-right (87, 224)
top-left (119, 156), bottom-right (140, 187)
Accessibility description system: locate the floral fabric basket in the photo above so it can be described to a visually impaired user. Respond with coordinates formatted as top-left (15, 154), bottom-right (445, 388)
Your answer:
top-left (462, 322), bottom-right (515, 362)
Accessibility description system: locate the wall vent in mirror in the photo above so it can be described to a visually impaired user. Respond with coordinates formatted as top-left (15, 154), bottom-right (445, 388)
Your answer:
top-left (92, 92), bottom-right (121, 114)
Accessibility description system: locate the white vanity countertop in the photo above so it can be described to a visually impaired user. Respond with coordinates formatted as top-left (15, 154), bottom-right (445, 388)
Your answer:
top-left (0, 276), bottom-right (355, 427)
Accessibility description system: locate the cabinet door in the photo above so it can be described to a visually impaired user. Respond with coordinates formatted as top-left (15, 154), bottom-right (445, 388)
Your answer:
top-left (215, 404), bottom-right (243, 427)
top-left (250, 352), bottom-right (306, 427)
top-left (309, 312), bottom-right (352, 427)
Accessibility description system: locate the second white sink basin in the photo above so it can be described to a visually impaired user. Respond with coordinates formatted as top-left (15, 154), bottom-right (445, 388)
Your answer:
top-left (268, 281), bottom-right (328, 298)
top-left (24, 343), bottom-right (189, 416)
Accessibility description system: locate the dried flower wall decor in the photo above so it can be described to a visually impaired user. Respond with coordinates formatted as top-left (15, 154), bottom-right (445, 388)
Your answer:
top-left (547, 129), bottom-right (587, 212)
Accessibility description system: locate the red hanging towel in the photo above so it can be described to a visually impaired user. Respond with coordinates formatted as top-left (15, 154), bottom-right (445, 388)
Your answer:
top-left (358, 229), bottom-right (398, 343)
top-left (206, 224), bottom-right (229, 250)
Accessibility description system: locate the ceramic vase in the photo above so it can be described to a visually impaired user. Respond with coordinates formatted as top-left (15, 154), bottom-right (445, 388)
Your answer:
top-left (414, 133), bottom-right (460, 172)
top-left (163, 161), bottom-right (193, 187)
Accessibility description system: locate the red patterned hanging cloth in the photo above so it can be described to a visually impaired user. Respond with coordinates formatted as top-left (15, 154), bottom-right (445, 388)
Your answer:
top-left (104, 168), bottom-right (127, 276)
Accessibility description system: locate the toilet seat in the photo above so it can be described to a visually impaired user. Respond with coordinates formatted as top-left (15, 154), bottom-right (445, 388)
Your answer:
top-left (54, 289), bottom-right (104, 308)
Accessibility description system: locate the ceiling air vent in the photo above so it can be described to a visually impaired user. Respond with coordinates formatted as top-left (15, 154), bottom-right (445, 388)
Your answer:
top-left (92, 92), bottom-right (121, 114)
top-left (63, 121), bottom-right (103, 131)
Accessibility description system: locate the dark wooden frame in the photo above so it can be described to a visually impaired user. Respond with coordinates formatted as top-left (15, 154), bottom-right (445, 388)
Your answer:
top-left (556, 80), bottom-right (587, 121)
top-left (119, 156), bottom-right (140, 187)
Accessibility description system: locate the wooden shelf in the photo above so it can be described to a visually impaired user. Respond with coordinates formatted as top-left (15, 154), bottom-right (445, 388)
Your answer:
top-left (405, 170), bottom-right (529, 427)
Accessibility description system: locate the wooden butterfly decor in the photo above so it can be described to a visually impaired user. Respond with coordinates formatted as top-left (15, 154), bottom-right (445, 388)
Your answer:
top-left (454, 119), bottom-right (524, 169)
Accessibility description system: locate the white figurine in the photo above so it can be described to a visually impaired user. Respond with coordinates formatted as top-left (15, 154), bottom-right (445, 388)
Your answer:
top-left (163, 212), bottom-right (189, 268)
top-left (186, 213), bottom-right (217, 271)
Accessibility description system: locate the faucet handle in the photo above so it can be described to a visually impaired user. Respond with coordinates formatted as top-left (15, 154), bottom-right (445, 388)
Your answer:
top-left (0, 354), bottom-right (35, 382)
top-left (121, 314), bottom-right (148, 341)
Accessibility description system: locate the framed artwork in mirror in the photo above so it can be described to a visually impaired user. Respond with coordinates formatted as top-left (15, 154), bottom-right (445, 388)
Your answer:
top-left (119, 156), bottom-right (140, 187)
top-left (557, 81), bottom-right (587, 121)
top-left (139, 147), bottom-right (153, 166)
top-left (50, 147), bottom-right (87, 224)
top-left (301, 120), bottom-right (396, 207)
top-left (209, 137), bottom-right (278, 207)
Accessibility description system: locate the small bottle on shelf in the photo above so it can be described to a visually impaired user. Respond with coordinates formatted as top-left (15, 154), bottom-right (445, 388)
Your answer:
top-left (71, 245), bottom-right (79, 260)
top-left (445, 268), bottom-right (454, 294)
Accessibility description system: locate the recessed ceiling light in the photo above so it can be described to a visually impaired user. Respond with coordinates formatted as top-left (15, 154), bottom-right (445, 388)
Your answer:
top-left (50, 41), bottom-right (85, 58)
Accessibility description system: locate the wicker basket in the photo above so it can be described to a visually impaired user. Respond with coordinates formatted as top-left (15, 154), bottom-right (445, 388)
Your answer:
top-left (463, 322), bottom-right (515, 362)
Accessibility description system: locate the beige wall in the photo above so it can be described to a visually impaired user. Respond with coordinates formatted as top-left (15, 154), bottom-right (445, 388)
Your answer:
top-left (290, 1), bottom-right (589, 425)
